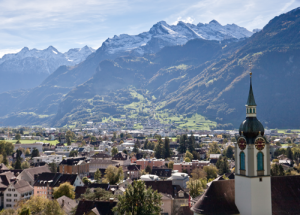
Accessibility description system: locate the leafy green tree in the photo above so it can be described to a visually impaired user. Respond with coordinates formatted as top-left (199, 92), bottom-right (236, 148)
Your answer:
top-left (53, 182), bottom-right (75, 199)
top-left (192, 151), bottom-right (200, 160)
top-left (15, 133), bottom-right (21, 143)
top-left (231, 137), bottom-right (236, 142)
top-left (168, 161), bottom-right (174, 169)
top-left (226, 146), bottom-right (234, 159)
top-left (184, 157), bottom-right (191, 162)
top-left (216, 156), bottom-right (230, 175)
top-left (112, 180), bottom-right (162, 215)
top-left (111, 147), bottom-right (118, 156)
top-left (67, 136), bottom-right (71, 146)
top-left (145, 165), bottom-right (152, 174)
top-left (185, 150), bottom-right (193, 161)
top-left (69, 150), bottom-right (78, 157)
top-left (94, 169), bottom-right (102, 183)
top-left (81, 188), bottom-right (114, 201)
top-left (178, 134), bottom-right (188, 153)
top-left (21, 161), bottom-right (30, 169)
top-left (19, 208), bottom-right (30, 215)
top-left (204, 165), bottom-right (218, 180)
top-left (164, 137), bottom-right (171, 158)
top-left (191, 168), bottom-right (207, 180)
top-left (49, 162), bottom-right (57, 173)
top-left (82, 177), bottom-right (90, 186)
top-left (31, 148), bottom-right (40, 158)
top-left (271, 164), bottom-right (285, 176)
top-left (122, 149), bottom-right (128, 154)
top-left (208, 142), bottom-right (221, 155)
top-left (25, 148), bottom-right (31, 156)
top-left (2, 151), bottom-right (8, 165)
top-left (187, 179), bottom-right (203, 198)
top-left (103, 165), bottom-right (124, 185)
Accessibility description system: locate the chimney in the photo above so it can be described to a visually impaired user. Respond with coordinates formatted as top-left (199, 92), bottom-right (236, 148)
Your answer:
top-left (109, 198), bottom-right (114, 203)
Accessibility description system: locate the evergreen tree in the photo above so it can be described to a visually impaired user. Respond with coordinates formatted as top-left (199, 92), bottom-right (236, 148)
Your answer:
top-left (178, 134), bottom-right (188, 153)
top-left (94, 169), bottom-right (102, 183)
top-left (2, 151), bottom-right (8, 165)
top-left (145, 165), bottom-right (152, 174)
top-left (49, 162), bottom-right (57, 173)
top-left (133, 143), bottom-right (139, 153)
top-left (144, 139), bottom-right (148, 149)
top-left (164, 137), bottom-right (171, 158)
top-left (31, 148), bottom-right (40, 158)
top-left (226, 146), bottom-right (234, 159)
top-left (188, 134), bottom-right (195, 152)
top-left (286, 147), bottom-right (293, 160)
top-left (154, 138), bottom-right (164, 159)
top-left (14, 149), bottom-right (22, 169)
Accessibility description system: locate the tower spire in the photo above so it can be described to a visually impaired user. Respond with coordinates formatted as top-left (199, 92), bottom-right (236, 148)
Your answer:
top-left (246, 61), bottom-right (257, 106)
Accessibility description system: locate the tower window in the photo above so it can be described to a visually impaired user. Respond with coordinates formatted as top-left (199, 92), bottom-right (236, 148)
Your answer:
top-left (240, 152), bottom-right (245, 170)
top-left (257, 152), bottom-right (264, 171)
top-left (247, 108), bottom-right (248, 113)
top-left (250, 108), bottom-right (252, 113)
top-left (253, 108), bottom-right (255, 113)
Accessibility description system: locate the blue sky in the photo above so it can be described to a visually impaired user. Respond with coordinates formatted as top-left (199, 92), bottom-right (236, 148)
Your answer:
top-left (0, 0), bottom-right (299, 57)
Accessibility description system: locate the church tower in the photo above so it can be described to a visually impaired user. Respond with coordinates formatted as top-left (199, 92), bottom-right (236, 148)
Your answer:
top-left (234, 72), bottom-right (272, 215)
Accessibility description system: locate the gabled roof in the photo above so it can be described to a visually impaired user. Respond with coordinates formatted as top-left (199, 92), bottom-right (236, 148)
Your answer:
top-left (127, 165), bottom-right (141, 171)
top-left (21, 165), bottom-right (50, 181)
top-left (74, 200), bottom-right (117, 215)
top-left (91, 153), bottom-right (112, 159)
top-left (0, 163), bottom-right (8, 170)
top-left (112, 152), bottom-right (127, 160)
top-left (11, 179), bottom-right (33, 194)
top-left (0, 172), bottom-right (15, 190)
top-left (57, 195), bottom-right (78, 215)
top-left (75, 186), bottom-right (87, 199)
top-left (145, 181), bottom-right (188, 199)
top-left (33, 173), bottom-right (78, 187)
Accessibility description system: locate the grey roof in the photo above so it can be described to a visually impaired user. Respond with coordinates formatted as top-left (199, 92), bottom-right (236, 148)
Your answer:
top-left (246, 75), bottom-right (257, 106)
top-left (0, 164), bottom-right (8, 170)
top-left (21, 165), bottom-right (51, 181)
top-left (0, 172), bottom-right (15, 191)
top-left (12, 179), bottom-right (33, 194)
top-left (57, 195), bottom-right (78, 215)
top-left (89, 159), bottom-right (118, 165)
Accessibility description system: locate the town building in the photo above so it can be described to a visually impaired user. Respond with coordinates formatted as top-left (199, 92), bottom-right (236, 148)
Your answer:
top-left (112, 152), bottom-right (131, 166)
top-left (3, 179), bottom-right (33, 209)
top-left (33, 172), bottom-right (83, 199)
top-left (33, 155), bottom-right (63, 164)
top-left (173, 160), bottom-right (210, 175)
top-left (59, 157), bottom-right (89, 178)
top-left (16, 165), bottom-right (51, 186)
top-left (136, 158), bottom-right (165, 170)
top-left (14, 143), bottom-right (43, 153)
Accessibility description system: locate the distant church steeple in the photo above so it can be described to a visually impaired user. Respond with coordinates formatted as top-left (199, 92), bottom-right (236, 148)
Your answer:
top-left (235, 65), bottom-right (272, 215)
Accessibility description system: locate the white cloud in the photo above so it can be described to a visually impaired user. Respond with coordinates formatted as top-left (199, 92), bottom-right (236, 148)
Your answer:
top-left (172, 16), bottom-right (194, 25)
top-left (0, 48), bottom-right (22, 58)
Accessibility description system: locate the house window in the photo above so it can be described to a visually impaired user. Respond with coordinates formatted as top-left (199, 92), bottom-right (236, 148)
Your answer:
top-left (12, 189), bottom-right (15, 192)
top-left (257, 152), bottom-right (264, 171)
top-left (14, 194), bottom-right (17, 197)
top-left (240, 152), bottom-right (245, 170)
top-left (7, 199), bottom-right (11, 202)
top-left (6, 204), bottom-right (11, 207)
top-left (6, 194), bottom-right (11, 197)
top-left (14, 199), bottom-right (17, 202)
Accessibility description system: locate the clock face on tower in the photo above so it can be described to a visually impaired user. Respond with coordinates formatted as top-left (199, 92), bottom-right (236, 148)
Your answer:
top-left (255, 137), bottom-right (266, 151)
top-left (238, 137), bottom-right (247, 150)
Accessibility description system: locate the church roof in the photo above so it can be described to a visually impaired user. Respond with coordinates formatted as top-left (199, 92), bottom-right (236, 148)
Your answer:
top-left (191, 180), bottom-right (239, 215)
top-left (246, 75), bottom-right (257, 106)
top-left (191, 176), bottom-right (300, 215)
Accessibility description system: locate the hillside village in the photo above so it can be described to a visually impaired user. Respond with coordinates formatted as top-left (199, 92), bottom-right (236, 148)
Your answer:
top-left (0, 123), bottom-right (299, 214)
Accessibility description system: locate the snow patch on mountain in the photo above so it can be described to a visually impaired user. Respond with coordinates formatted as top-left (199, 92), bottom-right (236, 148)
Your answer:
top-left (102, 20), bottom-right (254, 56)
top-left (0, 45), bottom-right (95, 74)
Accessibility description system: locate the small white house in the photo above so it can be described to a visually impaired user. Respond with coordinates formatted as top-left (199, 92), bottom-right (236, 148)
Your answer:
top-left (33, 155), bottom-right (63, 164)
top-left (3, 180), bottom-right (33, 209)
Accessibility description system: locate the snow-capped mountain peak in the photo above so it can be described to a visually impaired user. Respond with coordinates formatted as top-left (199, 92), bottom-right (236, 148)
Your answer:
top-left (102, 20), bottom-right (253, 56)
top-left (0, 45), bottom-right (95, 74)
